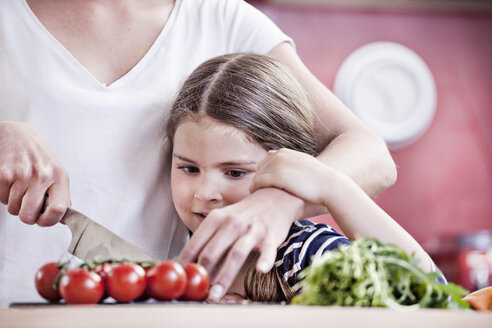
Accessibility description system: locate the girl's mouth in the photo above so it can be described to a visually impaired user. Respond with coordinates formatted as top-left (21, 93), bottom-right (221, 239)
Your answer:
top-left (194, 212), bottom-right (207, 223)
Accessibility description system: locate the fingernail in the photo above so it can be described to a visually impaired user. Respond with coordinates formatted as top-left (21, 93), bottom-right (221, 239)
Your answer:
top-left (209, 284), bottom-right (224, 300)
top-left (257, 261), bottom-right (269, 273)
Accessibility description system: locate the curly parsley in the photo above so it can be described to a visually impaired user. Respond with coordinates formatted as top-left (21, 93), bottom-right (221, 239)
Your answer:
top-left (291, 238), bottom-right (470, 309)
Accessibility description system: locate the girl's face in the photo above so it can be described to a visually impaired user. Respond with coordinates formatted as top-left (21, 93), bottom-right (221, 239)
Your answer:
top-left (171, 117), bottom-right (268, 232)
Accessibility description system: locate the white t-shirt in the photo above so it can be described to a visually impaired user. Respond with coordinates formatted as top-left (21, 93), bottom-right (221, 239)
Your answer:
top-left (0, 0), bottom-right (292, 306)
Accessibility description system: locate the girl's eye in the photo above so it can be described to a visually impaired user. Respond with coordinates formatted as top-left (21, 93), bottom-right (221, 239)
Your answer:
top-left (226, 169), bottom-right (247, 179)
top-left (178, 166), bottom-right (199, 174)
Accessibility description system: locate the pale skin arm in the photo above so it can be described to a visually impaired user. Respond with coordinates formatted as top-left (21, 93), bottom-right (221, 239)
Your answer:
top-left (0, 122), bottom-right (70, 226)
top-left (269, 42), bottom-right (397, 197)
top-left (251, 148), bottom-right (433, 273)
top-left (179, 42), bottom-right (398, 299)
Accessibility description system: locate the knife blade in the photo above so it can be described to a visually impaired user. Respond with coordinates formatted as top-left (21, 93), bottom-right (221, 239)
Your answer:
top-left (62, 208), bottom-right (154, 262)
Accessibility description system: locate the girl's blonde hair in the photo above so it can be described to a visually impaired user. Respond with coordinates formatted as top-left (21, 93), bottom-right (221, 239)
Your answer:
top-left (166, 53), bottom-right (318, 302)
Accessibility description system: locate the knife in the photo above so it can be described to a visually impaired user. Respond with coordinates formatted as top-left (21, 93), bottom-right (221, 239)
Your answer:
top-left (62, 208), bottom-right (155, 262)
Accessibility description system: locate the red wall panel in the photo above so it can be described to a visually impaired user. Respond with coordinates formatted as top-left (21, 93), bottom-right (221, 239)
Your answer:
top-left (253, 4), bottom-right (492, 247)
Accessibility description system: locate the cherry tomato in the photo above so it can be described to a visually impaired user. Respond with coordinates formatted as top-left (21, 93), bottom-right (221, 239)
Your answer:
top-left (35, 262), bottom-right (63, 302)
top-left (463, 286), bottom-right (492, 311)
top-left (147, 260), bottom-right (187, 301)
top-left (92, 262), bottom-right (113, 301)
top-left (134, 265), bottom-right (154, 302)
top-left (180, 263), bottom-right (210, 302)
top-left (106, 262), bottom-right (146, 303)
top-left (58, 268), bottom-right (104, 304)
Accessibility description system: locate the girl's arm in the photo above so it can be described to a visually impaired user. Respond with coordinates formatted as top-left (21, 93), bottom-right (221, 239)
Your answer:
top-left (251, 148), bottom-right (433, 273)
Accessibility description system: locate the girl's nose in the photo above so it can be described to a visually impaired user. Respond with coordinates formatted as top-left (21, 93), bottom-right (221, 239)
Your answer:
top-left (194, 174), bottom-right (222, 202)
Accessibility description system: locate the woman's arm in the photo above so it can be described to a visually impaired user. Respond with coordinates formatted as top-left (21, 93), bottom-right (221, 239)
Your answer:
top-left (251, 148), bottom-right (432, 272)
top-left (268, 42), bottom-right (397, 197)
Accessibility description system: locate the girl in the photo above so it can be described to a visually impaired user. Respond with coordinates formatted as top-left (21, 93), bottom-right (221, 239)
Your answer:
top-left (166, 53), bottom-right (439, 302)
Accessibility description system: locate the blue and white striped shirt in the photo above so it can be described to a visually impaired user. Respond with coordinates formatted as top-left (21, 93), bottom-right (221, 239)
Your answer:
top-left (274, 219), bottom-right (350, 288)
top-left (274, 219), bottom-right (447, 287)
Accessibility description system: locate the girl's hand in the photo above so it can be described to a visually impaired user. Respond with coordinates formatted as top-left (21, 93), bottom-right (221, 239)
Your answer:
top-left (250, 148), bottom-right (332, 206)
top-left (0, 121), bottom-right (70, 226)
top-left (178, 187), bottom-right (304, 300)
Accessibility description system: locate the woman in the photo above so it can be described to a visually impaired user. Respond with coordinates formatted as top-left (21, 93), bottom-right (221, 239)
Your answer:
top-left (0, 0), bottom-right (395, 305)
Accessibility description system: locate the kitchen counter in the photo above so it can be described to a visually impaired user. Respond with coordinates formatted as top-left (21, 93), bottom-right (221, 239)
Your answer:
top-left (1, 303), bottom-right (491, 328)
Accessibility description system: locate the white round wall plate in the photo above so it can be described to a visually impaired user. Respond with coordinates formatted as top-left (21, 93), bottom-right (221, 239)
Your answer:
top-left (333, 42), bottom-right (436, 149)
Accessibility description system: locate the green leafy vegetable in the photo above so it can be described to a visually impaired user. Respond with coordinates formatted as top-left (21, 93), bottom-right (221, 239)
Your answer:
top-left (291, 238), bottom-right (470, 309)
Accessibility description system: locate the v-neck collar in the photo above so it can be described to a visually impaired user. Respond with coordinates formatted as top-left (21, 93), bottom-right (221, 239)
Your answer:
top-left (19, 0), bottom-right (182, 90)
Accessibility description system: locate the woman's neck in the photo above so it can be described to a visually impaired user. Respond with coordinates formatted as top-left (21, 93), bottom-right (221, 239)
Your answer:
top-left (25, 0), bottom-right (175, 85)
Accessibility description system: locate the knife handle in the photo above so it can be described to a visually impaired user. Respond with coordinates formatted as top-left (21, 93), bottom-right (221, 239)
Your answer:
top-left (40, 194), bottom-right (84, 255)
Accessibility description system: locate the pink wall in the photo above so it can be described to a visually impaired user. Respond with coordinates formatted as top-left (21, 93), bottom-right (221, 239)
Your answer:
top-left (253, 3), bottom-right (492, 247)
